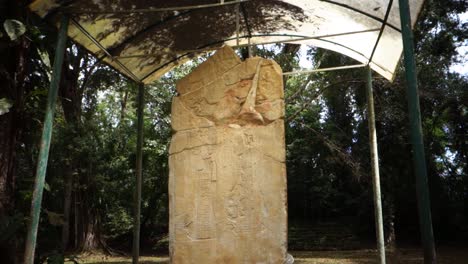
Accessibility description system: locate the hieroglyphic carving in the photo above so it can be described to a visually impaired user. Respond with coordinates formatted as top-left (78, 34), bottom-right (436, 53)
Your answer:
top-left (169, 46), bottom-right (287, 263)
top-left (195, 176), bottom-right (214, 239)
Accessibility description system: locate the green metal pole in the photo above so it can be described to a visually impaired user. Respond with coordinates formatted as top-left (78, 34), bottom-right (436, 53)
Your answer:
top-left (366, 66), bottom-right (386, 264)
top-left (132, 83), bottom-right (145, 264)
top-left (24, 15), bottom-right (69, 264)
top-left (398, 0), bottom-right (437, 263)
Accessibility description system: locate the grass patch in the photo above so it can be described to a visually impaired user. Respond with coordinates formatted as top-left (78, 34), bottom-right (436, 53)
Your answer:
top-left (74, 248), bottom-right (468, 264)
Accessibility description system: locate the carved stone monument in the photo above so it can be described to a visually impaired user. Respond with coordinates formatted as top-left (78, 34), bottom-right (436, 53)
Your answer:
top-left (169, 46), bottom-right (287, 263)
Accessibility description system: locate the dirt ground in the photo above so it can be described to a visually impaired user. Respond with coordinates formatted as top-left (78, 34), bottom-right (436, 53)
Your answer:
top-left (291, 248), bottom-right (468, 263)
top-left (77, 247), bottom-right (468, 264)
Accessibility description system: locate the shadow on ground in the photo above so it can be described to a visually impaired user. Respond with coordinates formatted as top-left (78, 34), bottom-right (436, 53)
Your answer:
top-left (78, 248), bottom-right (468, 264)
top-left (85, 262), bottom-right (167, 264)
top-left (78, 255), bottom-right (169, 264)
top-left (292, 248), bottom-right (468, 264)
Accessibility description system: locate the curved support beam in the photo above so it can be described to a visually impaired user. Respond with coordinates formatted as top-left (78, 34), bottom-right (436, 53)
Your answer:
top-left (319, 0), bottom-right (401, 32)
top-left (69, 18), bottom-right (140, 82)
top-left (64, 0), bottom-right (251, 14)
top-left (140, 30), bottom-right (378, 82)
top-left (369, 0), bottom-right (393, 62)
top-left (283, 64), bottom-right (366, 75)
top-left (107, 10), bottom-right (193, 56)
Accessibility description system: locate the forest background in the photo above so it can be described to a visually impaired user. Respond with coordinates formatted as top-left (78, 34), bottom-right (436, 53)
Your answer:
top-left (0, 0), bottom-right (466, 263)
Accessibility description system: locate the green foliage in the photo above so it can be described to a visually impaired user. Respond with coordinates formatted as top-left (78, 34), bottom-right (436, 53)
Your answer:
top-left (3, 19), bottom-right (26, 41)
top-left (0, 213), bottom-right (23, 243)
top-left (0, 97), bottom-right (13, 115)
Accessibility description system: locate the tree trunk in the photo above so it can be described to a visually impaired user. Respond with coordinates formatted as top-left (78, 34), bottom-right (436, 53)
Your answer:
top-left (74, 187), bottom-right (78, 249)
top-left (120, 90), bottom-right (129, 122)
top-left (386, 202), bottom-right (396, 250)
top-left (71, 160), bottom-right (110, 253)
top-left (0, 14), bottom-right (29, 217)
top-left (76, 181), bottom-right (108, 253)
top-left (0, 0), bottom-right (31, 258)
top-left (61, 168), bottom-right (73, 252)
top-left (0, 106), bottom-right (19, 264)
top-left (0, 108), bottom-right (17, 220)
top-left (58, 48), bottom-right (108, 253)
top-left (81, 208), bottom-right (102, 252)
top-left (280, 44), bottom-right (301, 88)
top-left (59, 46), bottom-right (83, 252)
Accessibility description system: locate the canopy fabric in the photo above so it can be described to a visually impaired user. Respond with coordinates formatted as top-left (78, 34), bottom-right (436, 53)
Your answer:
top-left (29, 0), bottom-right (425, 83)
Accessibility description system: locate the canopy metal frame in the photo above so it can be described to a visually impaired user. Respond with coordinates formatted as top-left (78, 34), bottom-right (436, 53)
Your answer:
top-left (81, 29), bottom-right (382, 83)
top-left (138, 31), bottom-right (377, 82)
top-left (55, 0), bottom-right (405, 82)
top-left (69, 18), bottom-right (140, 81)
top-left (24, 0), bottom-right (437, 264)
top-left (62, 0), bottom-right (250, 14)
top-left (320, 0), bottom-right (401, 32)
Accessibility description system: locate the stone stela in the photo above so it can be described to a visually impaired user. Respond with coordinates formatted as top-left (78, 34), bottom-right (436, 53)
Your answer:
top-left (169, 46), bottom-right (287, 263)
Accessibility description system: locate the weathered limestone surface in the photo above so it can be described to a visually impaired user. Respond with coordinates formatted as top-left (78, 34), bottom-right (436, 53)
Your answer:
top-left (169, 46), bottom-right (287, 264)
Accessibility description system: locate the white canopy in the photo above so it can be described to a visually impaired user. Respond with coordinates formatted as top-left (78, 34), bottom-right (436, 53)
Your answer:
top-left (29, 0), bottom-right (425, 83)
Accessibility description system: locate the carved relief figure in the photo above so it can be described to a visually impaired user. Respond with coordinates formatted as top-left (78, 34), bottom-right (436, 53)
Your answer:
top-left (169, 46), bottom-right (287, 263)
